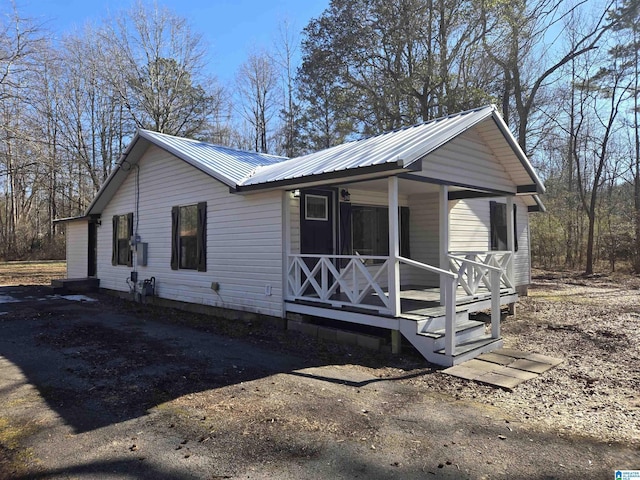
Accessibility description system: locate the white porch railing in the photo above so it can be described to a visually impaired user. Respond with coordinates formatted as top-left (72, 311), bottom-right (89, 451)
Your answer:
top-left (286, 252), bottom-right (510, 357)
top-left (447, 251), bottom-right (514, 296)
top-left (287, 254), bottom-right (392, 314)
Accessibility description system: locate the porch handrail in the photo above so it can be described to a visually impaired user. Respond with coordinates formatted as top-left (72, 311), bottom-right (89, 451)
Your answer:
top-left (293, 254), bottom-right (388, 260)
top-left (397, 256), bottom-right (458, 355)
top-left (447, 251), bottom-right (514, 293)
top-left (397, 255), bottom-right (457, 279)
top-left (446, 252), bottom-right (504, 344)
top-left (447, 254), bottom-right (502, 273)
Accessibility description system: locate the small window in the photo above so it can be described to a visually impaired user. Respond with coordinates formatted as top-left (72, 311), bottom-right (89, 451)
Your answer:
top-left (171, 202), bottom-right (207, 271)
top-left (179, 205), bottom-right (198, 269)
top-left (112, 213), bottom-right (133, 267)
top-left (305, 194), bottom-right (328, 221)
top-left (490, 201), bottom-right (518, 252)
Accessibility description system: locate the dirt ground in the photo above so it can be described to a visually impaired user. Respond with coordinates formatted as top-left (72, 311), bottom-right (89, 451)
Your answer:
top-left (0, 266), bottom-right (638, 479)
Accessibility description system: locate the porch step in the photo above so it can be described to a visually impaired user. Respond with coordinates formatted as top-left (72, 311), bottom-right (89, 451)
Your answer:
top-left (418, 319), bottom-right (486, 351)
top-left (51, 277), bottom-right (100, 294)
top-left (419, 319), bottom-right (484, 338)
top-left (434, 335), bottom-right (504, 366)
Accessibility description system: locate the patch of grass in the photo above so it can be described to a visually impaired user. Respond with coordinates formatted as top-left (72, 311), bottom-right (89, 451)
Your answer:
top-left (0, 416), bottom-right (39, 478)
top-left (0, 261), bottom-right (66, 286)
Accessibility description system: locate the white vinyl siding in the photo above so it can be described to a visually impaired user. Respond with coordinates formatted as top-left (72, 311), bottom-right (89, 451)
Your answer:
top-left (449, 197), bottom-right (531, 286)
top-left (97, 145), bottom-right (284, 317)
top-left (405, 192), bottom-right (440, 286)
top-left (65, 220), bottom-right (88, 278)
top-left (417, 127), bottom-right (517, 193)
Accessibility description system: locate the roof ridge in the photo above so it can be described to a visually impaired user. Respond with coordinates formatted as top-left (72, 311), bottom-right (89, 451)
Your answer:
top-left (138, 129), bottom-right (288, 161)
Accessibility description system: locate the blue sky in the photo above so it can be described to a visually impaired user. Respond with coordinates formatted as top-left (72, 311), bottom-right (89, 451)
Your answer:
top-left (18, 0), bottom-right (329, 83)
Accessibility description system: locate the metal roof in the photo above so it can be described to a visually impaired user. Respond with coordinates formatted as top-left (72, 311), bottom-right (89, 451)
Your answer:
top-left (139, 130), bottom-right (287, 187)
top-left (84, 105), bottom-right (544, 216)
top-left (239, 105), bottom-right (541, 189)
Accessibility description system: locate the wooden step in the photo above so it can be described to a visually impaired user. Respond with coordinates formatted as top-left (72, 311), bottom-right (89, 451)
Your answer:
top-left (419, 319), bottom-right (485, 338)
top-left (419, 320), bottom-right (486, 352)
top-left (434, 335), bottom-right (503, 366)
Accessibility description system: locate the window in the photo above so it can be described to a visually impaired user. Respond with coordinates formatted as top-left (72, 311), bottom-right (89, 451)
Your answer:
top-left (490, 201), bottom-right (518, 252)
top-left (353, 206), bottom-right (389, 257)
top-left (112, 213), bottom-right (133, 267)
top-left (171, 202), bottom-right (207, 271)
top-left (341, 205), bottom-right (410, 263)
top-left (305, 194), bottom-right (328, 221)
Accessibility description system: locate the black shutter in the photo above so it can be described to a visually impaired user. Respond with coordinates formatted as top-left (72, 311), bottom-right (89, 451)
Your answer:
top-left (197, 202), bottom-right (207, 272)
top-left (339, 202), bottom-right (352, 267)
top-left (112, 215), bottom-right (118, 266)
top-left (490, 201), bottom-right (501, 250)
top-left (400, 207), bottom-right (410, 258)
top-left (513, 203), bottom-right (519, 252)
top-left (126, 212), bottom-right (134, 267)
top-left (171, 206), bottom-right (179, 270)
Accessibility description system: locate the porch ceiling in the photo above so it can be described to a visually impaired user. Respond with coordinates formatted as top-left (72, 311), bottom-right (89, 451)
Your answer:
top-left (338, 177), bottom-right (449, 196)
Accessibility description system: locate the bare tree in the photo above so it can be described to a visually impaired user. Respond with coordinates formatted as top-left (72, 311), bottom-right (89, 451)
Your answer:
top-left (571, 51), bottom-right (630, 274)
top-left (273, 19), bottom-right (301, 157)
top-left (480, 0), bottom-right (616, 155)
top-left (235, 50), bottom-right (281, 153)
top-left (100, 1), bottom-right (222, 137)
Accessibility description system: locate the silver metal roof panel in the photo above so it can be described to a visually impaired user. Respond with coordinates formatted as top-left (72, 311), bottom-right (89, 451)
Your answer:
top-left (240, 105), bottom-right (498, 187)
top-left (139, 130), bottom-right (287, 186)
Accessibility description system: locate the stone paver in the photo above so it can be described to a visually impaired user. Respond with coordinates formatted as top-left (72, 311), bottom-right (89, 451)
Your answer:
top-left (475, 371), bottom-right (523, 390)
top-left (477, 352), bottom-right (517, 366)
top-left (494, 365), bottom-right (538, 381)
top-left (442, 349), bottom-right (563, 390)
top-left (510, 358), bottom-right (555, 374)
top-left (525, 352), bottom-right (564, 366)
top-left (492, 347), bottom-right (530, 359)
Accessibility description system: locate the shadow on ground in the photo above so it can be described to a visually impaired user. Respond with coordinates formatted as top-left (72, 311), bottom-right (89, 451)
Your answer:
top-left (0, 285), bottom-right (420, 435)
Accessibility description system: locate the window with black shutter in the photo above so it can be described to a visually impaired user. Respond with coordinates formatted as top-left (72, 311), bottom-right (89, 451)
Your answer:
top-left (490, 201), bottom-right (518, 252)
top-left (171, 202), bottom-right (206, 271)
top-left (112, 213), bottom-right (133, 266)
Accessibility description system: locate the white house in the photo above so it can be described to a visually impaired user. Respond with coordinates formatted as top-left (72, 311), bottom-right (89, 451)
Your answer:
top-left (58, 105), bottom-right (545, 366)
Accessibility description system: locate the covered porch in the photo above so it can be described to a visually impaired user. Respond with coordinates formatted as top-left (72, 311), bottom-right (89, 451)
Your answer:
top-left (283, 174), bottom-right (521, 366)
top-left (234, 106), bottom-right (544, 366)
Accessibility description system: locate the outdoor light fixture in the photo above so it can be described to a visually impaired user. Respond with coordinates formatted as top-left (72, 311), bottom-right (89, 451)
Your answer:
top-left (291, 189), bottom-right (300, 198)
top-left (341, 189), bottom-right (351, 201)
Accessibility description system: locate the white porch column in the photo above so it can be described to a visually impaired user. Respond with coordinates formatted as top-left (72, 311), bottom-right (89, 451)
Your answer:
top-left (506, 195), bottom-right (515, 286)
top-left (282, 190), bottom-right (291, 303)
top-left (439, 185), bottom-right (449, 304)
top-left (388, 176), bottom-right (401, 316)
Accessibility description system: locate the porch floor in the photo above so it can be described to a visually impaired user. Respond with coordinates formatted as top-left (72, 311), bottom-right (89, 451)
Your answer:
top-left (296, 285), bottom-right (515, 320)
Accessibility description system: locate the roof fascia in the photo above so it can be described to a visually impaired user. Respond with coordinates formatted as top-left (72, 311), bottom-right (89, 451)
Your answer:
top-left (85, 132), bottom-right (146, 216)
top-left (399, 106), bottom-right (495, 170)
top-left (137, 130), bottom-right (237, 188)
top-left (489, 109), bottom-right (546, 194)
top-left (232, 162), bottom-right (408, 193)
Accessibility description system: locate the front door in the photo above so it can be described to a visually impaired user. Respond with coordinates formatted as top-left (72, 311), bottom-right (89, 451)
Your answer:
top-left (300, 189), bottom-right (335, 255)
top-left (87, 221), bottom-right (97, 277)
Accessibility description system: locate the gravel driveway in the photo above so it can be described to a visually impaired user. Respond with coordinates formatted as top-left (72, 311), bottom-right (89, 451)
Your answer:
top-left (0, 282), bottom-right (637, 479)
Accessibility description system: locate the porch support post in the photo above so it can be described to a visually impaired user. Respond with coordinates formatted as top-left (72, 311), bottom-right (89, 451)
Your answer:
top-left (388, 176), bottom-right (401, 317)
top-left (506, 195), bottom-right (515, 286)
top-left (282, 190), bottom-right (291, 303)
top-left (391, 330), bottom-right (402, 354)
top-left (439, 185), bottom-right (450, 305)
